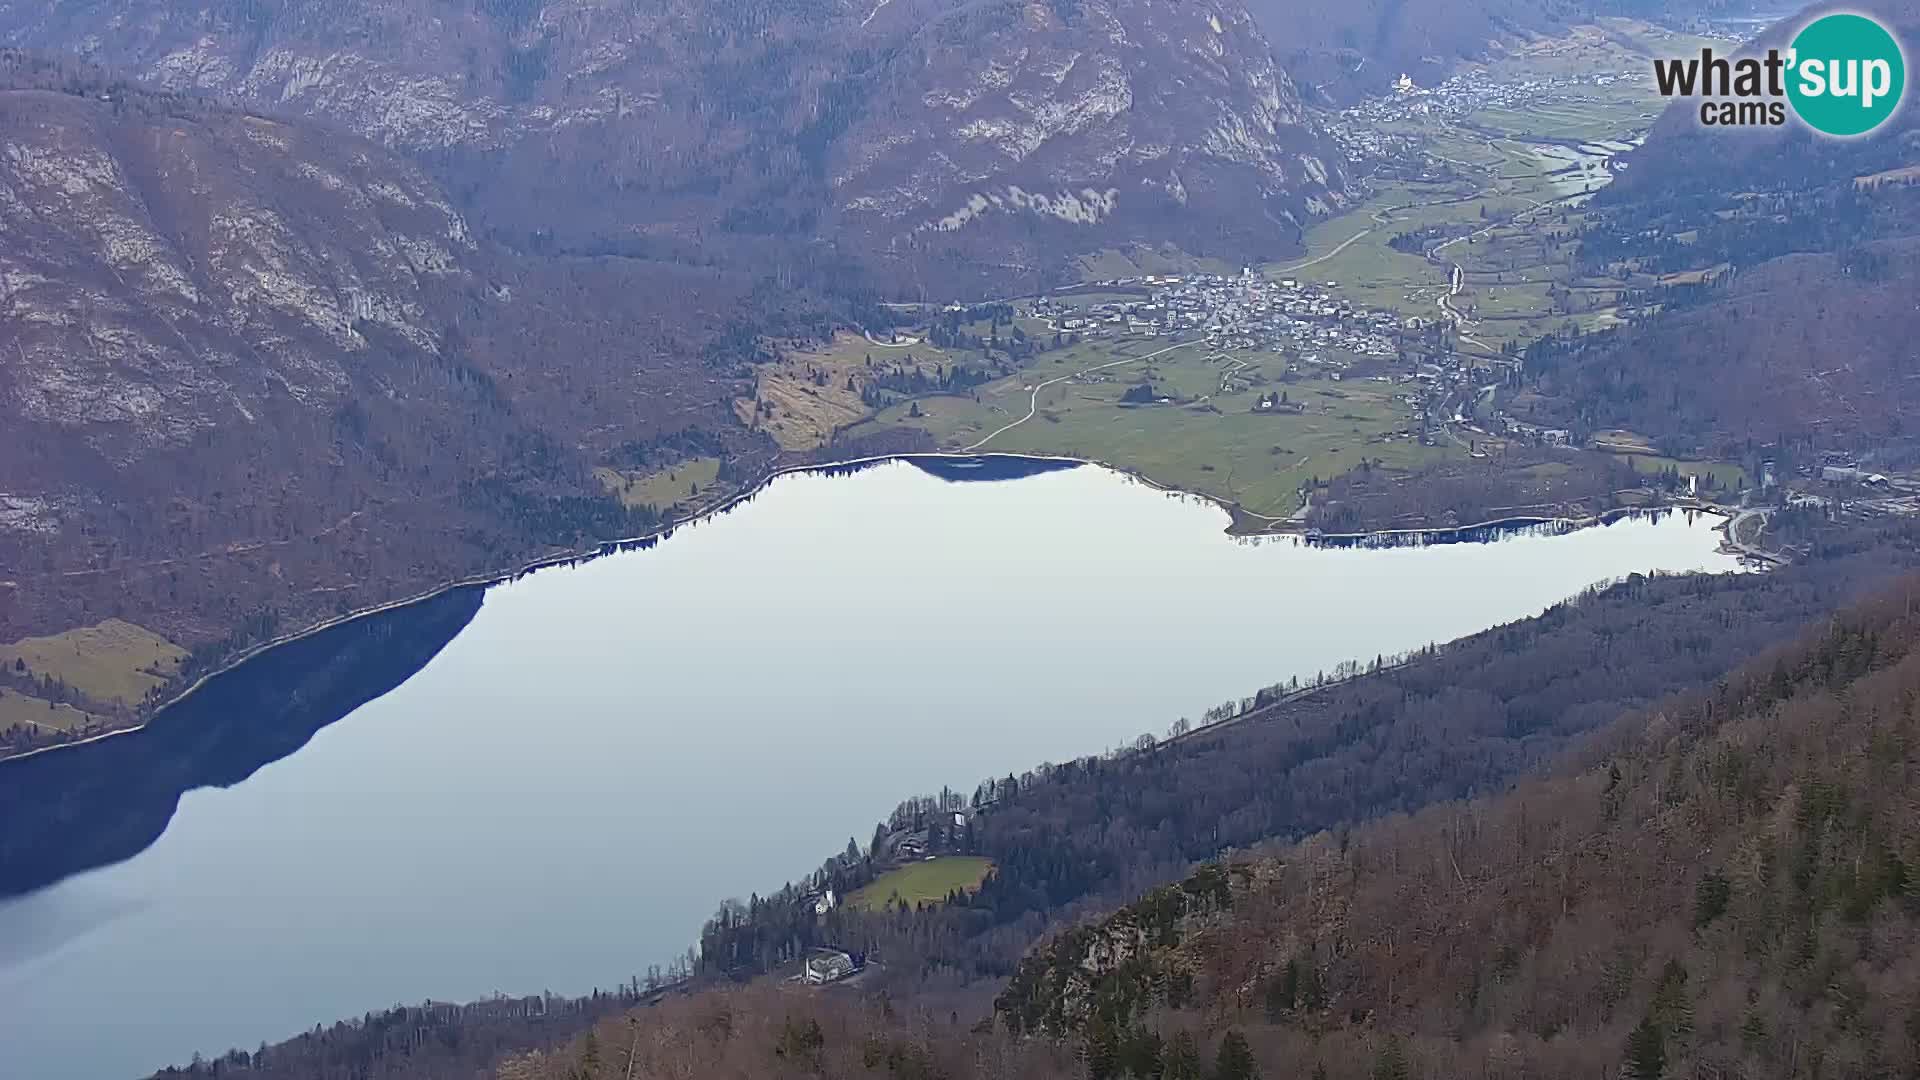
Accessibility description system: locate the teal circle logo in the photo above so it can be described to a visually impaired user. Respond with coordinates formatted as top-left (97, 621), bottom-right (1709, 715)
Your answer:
top-left (1787, 12), bottom-right (1906, 137)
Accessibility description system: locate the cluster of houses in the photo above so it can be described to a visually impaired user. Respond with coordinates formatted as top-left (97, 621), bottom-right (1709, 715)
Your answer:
top-left (1344, 69), bottom-right (1640, 130)
top-left (1023, 267), bottom-right (1507, 450)
top-left (1501, 418), bottom-right (1574, 447)
top-left (1031, 269), bottom-right (1402, 367)
top-left (1787, 463), bottom-right (1920, 520)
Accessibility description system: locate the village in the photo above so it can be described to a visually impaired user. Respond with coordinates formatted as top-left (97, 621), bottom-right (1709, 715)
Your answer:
top-left (1032, 271), bottom-right (1407, 369)
top-left (1323, 58), bottom-right (1655, 170)
top-left (1022, 269), bottom-right (1479, 451)
top-left (1343, 68), bottom-right (1645, 132)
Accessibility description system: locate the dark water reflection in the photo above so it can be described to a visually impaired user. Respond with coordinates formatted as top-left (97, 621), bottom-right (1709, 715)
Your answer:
top-left (0, 588), bottom-right (484, 904)
top-left (0, 457), bottom-right (1740, 1078)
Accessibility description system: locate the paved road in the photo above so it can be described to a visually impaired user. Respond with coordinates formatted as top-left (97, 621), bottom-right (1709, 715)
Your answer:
top-left (961, 339), bottom-right (1199, 452)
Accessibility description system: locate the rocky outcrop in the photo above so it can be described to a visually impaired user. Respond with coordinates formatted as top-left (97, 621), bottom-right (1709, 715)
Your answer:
top-left (0, 55), bottom-right (761, 658)
top-left (0, 62), bottom-right (472, 464)
top-left (840, 0), bottom-right (1348, 271)
top-left (0, 0), bottom-right (1351, 279)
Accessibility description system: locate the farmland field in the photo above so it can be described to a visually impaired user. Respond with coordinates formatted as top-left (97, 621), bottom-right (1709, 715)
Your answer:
top-left (0, 618), bottom-right (186, 709)
top-left (597, 457), bottom-right (722, 512)
top-left (856, 337), bottom-right (1447, 520)
top-left (847, 856), bottom-right (995, 913)
top-left (737, 331), bottom-right (967, 451)
top-left (0, 688), bottom-right (100, 735)
top-left (1242, 21), bottom-right (1725, 351)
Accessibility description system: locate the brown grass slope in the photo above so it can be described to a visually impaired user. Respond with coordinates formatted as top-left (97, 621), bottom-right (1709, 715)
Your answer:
top-left (996, 578), bottom-right (1920, 1078)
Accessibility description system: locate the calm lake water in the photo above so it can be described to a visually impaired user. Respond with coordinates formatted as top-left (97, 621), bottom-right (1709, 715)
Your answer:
top-left (0, 457), bottom-right (1744, 1078)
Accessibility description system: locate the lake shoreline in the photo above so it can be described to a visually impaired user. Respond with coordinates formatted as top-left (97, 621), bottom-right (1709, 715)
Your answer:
top-left (0, 459), bottom-right (1753, 1080)
top-left (1, 450), bottom-right (1735, 768)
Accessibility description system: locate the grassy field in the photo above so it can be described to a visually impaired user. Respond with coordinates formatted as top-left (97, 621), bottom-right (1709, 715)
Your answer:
top-left (1268, 184), bottom-right (1451, 313)
top-left (597, 457), bottom-right (721, 512)
top-left (848, 856), bottom-right (995, 913)
top-left (1614, 452), bottom-right (1750, 491)
top-left (0, 687), bottom-right (100, 734)
top-left (737, 331), bottom-right (966, 451)
top-left (861, 336), bottom-right (1447, 518)
top-left (0, 618), bottom-right (185, 708)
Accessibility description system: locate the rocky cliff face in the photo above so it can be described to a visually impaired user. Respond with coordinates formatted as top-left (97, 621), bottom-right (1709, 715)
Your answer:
top-left (841, 0), bottom-right (1346, 274)
top-left (0, 59), bottom-right (473, 465)
top-left (0, 0), bottom-right (1349, 278)
top-left (0, 54), bottom-right (761, 667)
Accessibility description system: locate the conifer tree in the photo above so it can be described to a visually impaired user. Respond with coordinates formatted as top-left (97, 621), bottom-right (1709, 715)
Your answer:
top-left (1214, 1030), bottom-right (1258, 1080)
top-left (1164, 1030), bottom-right (1204, 1080)
top-left (1626, 1018), bottom-right (1666, 1080)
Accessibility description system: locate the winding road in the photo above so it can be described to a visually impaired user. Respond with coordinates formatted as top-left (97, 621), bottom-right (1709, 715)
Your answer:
top-left (1276, 229), bottom-right (1374, 275)
top-left (961, 339), bottom-right (1199, 452)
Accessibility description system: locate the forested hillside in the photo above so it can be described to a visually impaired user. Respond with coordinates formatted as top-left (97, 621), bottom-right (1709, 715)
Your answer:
top-left (995, 574), bottom-right (1920, 1079)
top-left (693, 520), bottom-right (1920, 993)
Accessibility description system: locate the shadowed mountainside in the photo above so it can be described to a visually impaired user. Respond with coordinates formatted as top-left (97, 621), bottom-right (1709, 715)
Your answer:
top-left (0, 583), bottom-right (483, 901)
top-left (0, 53), bottom-right (790, 712)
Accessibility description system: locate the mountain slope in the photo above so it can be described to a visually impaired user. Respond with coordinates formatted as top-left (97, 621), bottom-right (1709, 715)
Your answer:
top-left (0, 0), bottom-right (1350, 284)
top-left (0, 54), bottom-right (768, 740)
top-left (839, 0), bottom-right (1349, 282)
top-left (996, 579), bottom-right (1920, 1078)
